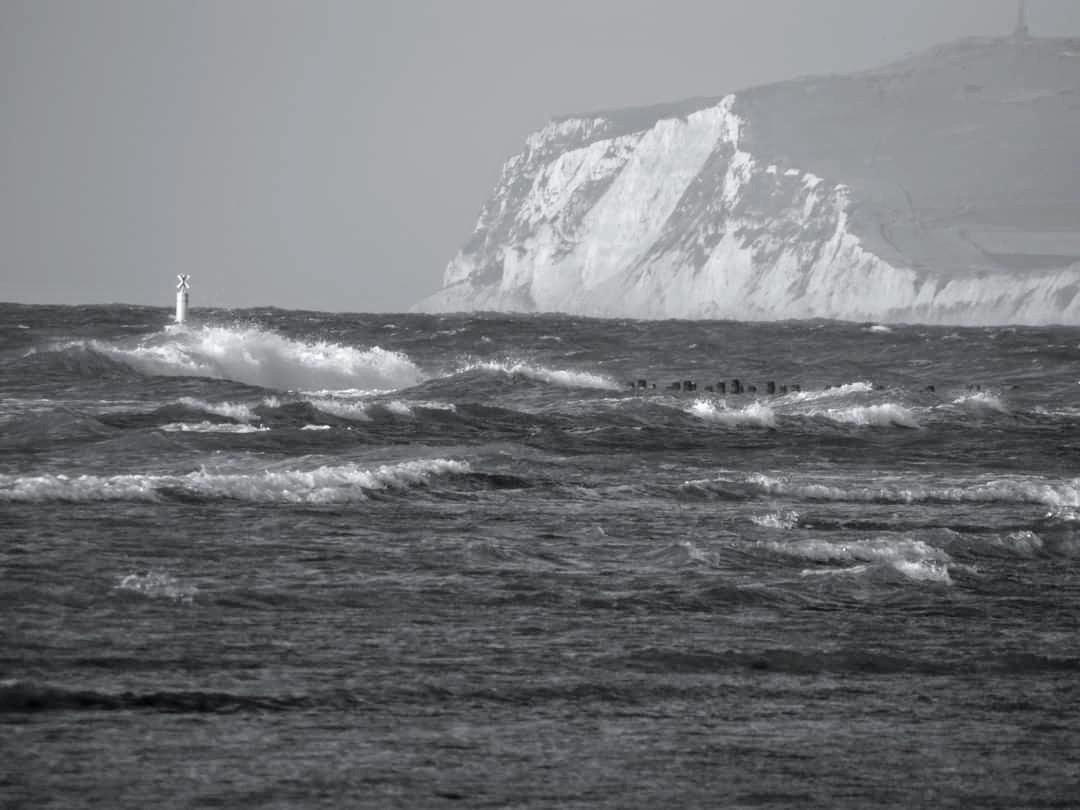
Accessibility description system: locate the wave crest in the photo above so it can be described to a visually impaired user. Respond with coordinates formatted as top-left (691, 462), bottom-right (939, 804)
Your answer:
top-left (0, 458), bottom-right (470, 504)
top-left (690, 400), bottom-right (776, 427)
top-left (688, 472), bottom-right (1080, 509)
top-left (765, 536), bottom-right (953, 583)
top-left (951, 391), bottom-right (1010, 415)
top-left (461, 359), bottom-right (619, 390)
top-left (113, 571), bottom-right (197, 603)
top-left (90, 325), bottom-right (424, 392)
top-left (814, 403), bottom-right (919, 428)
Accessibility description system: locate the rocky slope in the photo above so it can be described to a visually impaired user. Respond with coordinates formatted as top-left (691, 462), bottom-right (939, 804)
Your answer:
top-left (415, 35), bottom-right (1080, 324)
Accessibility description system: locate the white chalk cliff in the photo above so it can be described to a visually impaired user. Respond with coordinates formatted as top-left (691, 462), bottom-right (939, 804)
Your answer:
top-left (414, 35), bottom-right (1080, 324)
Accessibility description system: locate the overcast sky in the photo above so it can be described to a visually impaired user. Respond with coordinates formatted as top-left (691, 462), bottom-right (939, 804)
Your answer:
top-left (3, 0), bottom-right (1079, 312)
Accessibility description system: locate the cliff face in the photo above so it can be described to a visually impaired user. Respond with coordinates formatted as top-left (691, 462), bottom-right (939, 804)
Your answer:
top-left (415, 36), bottom-right (1080, 324)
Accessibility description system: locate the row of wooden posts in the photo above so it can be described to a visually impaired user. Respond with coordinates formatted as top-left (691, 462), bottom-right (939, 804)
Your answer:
top-left (625, 381), bottom-right (988, 395)
top-left (627, 379), bottom-right (802, 395)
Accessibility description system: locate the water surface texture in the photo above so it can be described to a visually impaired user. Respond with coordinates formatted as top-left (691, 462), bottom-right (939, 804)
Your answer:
top-left (2, 304), bottom-right (1078, 808)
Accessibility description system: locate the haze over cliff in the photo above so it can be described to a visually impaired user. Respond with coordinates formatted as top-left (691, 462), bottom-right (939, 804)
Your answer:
top-left (414, 34), bottom-right (1080, 324)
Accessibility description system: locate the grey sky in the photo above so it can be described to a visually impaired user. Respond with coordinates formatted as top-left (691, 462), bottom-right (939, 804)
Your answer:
top-left (3, 0), bottom-right (1079, 313)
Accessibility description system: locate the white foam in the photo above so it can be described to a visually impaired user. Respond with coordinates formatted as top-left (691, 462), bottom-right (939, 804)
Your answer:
top-left (311, 398), bottom-right (372, 421)
top-left (690, 399), bottom-right (776, 427)
top-left (464, 359), bottom-right (619, 390)
top-left (159, 421), bottom-right (269, 434)
top-left (786, 381), bottom-right (875, 403)
top-left (113, 571), bottom-right (196, 603)
top-left (769, 537), bottom-right (953, 583)
top-left (739, 472), bottom-right (1080, 509)
top-left (300, 424), bottom-right (332, 431)
top-left (750, 510), bottom-right (799, 529)
top-left (413, 401), bottom-right (457, 412)
top-left (91, 325), bottom-right (424, 392)
top-left (1033, 406), bottom-right (1080, 420)
top-left (0, 458), bottom-right (470, 504)
top-left (815, 403), bottom-right (920, 428)
top-left (178, 397), bottom-right (256, 422)
top-left (385, 400), bottom-right (414, 417)
top-left (951, 391), bottom-right (1010, 414)
top-left (310, 397), bottom-right (457, 421)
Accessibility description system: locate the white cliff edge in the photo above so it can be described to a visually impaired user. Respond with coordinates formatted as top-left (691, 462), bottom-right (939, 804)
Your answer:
top-left (416, 37), bottom-right (1080, 324)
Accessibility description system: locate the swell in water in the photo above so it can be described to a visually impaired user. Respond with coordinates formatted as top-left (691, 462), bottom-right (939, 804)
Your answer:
top-left (4, 305), bottom-right (1080, 809)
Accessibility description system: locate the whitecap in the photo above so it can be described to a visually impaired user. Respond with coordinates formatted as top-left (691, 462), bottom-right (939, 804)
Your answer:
top-left (769, 537), bottom-right (953, 584)
top-left (90, 325), bottom-right (424, 392)
top-left (385, 400), bottom-right (414, 417)
top-left (159, 421), bottom-right (269, 434)
top-left (736, 472), bottom-right (1080, 509)
top-left (814, 403), bottom-right (919, 428)
top-left (0, 458), bottom-right (471, 504)
top-left (113, 571), bottom-right (196, 603)
top-left (178, 397), bottom-right (257, 422)
top-left (689, 399), bottom-right (776, 427)
top-left (785, 381), bottom-right (874, 402)
top-left (462, 359), bottom-right (619, 390)
top-left (311, 398), bottom-right (372, 421)
top-left (750, 510), bottom-right (799, 529)
top-left (951, 391), bottom-right (1010, 415)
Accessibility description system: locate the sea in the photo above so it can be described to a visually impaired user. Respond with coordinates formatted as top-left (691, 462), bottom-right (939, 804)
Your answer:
top-left (2, 302), bottom-right (1078, 808)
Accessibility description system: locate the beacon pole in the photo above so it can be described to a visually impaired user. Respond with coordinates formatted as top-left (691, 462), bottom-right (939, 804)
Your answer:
top-left (175, 274), bottom-right (190, 324)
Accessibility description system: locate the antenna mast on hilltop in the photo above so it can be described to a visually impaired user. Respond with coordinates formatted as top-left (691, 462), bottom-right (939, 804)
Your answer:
top-left (1015, 0), bottom-right (1029, 39)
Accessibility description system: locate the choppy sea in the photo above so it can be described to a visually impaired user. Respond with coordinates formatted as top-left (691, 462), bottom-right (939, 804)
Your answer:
top-left (2, 303), bottom-right (1078, 808)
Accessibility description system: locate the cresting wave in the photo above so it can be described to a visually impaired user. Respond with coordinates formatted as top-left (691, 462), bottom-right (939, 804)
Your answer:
top-left (765, 536), bottom-right (954, 584)
top-left (85, 325), bottom-right (425, 392)
top-left (0, 458), bottom-right (470, 504)
top-left (686, 394), bottom-right (918, 429)
top-left (951, 391), bottom-right (1011, 415)
top-left (113, 571), bottom-right (197, 603)
top-left (811, 403), bottom-right (920, 428)
top-left (786, 381), bottom-right (874, 402)
top-left (159, 422), bottom-right (269, 434)
top-left (689, 400), bottom-right (777, 427)
top-left (750, 510), bottom-right (800, 529)
top-left (460, 359), bottom-right (620, 390)
top-left (177, 397), bottom-right (257, 422)
top-left (686, 472), bottom-right (1080, 510)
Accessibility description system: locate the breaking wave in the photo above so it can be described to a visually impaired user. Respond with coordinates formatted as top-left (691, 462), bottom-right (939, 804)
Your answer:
top-left (113, 571), bottom-right (197, 603)
top-left (177, 397), bottom-right (257, 422)
top-left (159, 421), bottom-right (269, 434)
top-left (814, 403), bottom-right (920, 428)
top-left (86, 325), bottom-right (424, 392)
top-left (764, 536), bottom-right (953, 584)
top-left (461, 359), bottom-right (620, 390)
top-left (0, 458), bottom-right (470, 504)
top-left (689, 400), bottom-right (777, 427)
top-left (686, 472), bottom-right (1080, 509)
top-left (951, 391), bottom-right (1010, 415)
top-left (786, 381), bottom-right (874, 402)
top-left (750, 510), bottom-right (800, 529)
top-left (310, 398), bottom-right (373, 421)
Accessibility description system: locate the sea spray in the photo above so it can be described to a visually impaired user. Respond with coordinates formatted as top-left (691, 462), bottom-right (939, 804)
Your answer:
top-left (93, 325), bottom-right (424, 392)
top-left (689, 399), bottom-right (777, 427)
top-left (0, 458), bottom-right (471, 504)
top-left (460, 359), bottom-right (620, 390)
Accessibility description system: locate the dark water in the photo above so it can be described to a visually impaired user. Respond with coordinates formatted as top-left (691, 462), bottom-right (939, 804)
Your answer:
top-left (2, 303), bottom-right (1079, 808)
